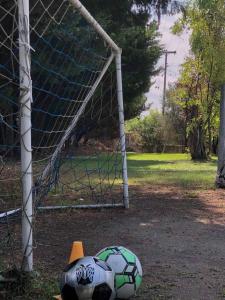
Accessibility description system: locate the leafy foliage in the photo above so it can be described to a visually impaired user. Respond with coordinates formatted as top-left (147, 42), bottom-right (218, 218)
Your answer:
top-left (170, 0), bottom-right (225, 159)
top-left (126, 110), bottom-right (179, 152)
top-left (83, 0), bottom-right (163, 119)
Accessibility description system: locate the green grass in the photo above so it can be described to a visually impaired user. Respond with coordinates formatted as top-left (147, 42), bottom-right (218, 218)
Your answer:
top-left (127, 153), bottom-right (217, 189)
top-left (56, 153), bottom-right (217, 191)
top-left (2, 153), bottom-right (217, 209)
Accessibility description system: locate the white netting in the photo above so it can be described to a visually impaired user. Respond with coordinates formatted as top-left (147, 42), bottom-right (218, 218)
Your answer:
top-left (0, 0), bottom-right (127, 281)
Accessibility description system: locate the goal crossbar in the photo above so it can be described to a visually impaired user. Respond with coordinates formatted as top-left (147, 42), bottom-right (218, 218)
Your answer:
top-left (69, 0), bottom-right (121, 54)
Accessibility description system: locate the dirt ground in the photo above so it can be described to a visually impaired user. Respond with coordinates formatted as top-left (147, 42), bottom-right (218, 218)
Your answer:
top-left (34, 185), bottom-right (225, 300)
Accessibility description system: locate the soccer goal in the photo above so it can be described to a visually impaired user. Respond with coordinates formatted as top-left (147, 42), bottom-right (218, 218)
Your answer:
top-left (0, 0), bottom-right (128, 273)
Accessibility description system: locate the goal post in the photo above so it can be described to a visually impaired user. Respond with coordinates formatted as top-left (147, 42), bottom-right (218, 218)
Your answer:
top-left (0, 0), bottom-right (129, 275)
top-left (115, 53), bottom-right (129, 209)
top-left (18, 0), bottom-right (33, 272)
top-left (38, 0), bottom-right (130, 210)
top-left (68, 0), bottom-right (129, 208)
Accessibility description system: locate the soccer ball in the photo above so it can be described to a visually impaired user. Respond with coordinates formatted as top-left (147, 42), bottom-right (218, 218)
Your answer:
top-left (96, 246), bottom-right (143, 299)
top-left (60, 256), bottom-right (116, 300)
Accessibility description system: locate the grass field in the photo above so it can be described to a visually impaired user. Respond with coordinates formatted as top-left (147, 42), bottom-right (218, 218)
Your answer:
top-left (127, 153), bottom-right (217, 189)
top-left (59, 152), bottom-right (217, 190)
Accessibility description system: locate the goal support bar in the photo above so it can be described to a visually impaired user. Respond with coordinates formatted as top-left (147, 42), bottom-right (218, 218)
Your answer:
top-left (40, 0), bottom-right (129, 208)
top-left (69, 0), bottom-right (121, 54)
top-left (40, 53), bottom-right (115, 183)
top-left (69, 0), bottom-right (129, 208)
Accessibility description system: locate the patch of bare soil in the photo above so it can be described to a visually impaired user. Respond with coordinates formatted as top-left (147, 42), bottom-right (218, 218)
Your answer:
top-left (20, 186), bottom-right (225, 299)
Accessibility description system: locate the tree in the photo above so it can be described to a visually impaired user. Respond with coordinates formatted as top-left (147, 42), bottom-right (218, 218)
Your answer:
top-left (165, 85), bottom-right (187, 150)
top-left (126, 110), bottom-right (179, 152)
top-left (171, 0), bottom-right (224, 160)
top-left (1, 0), bottom-right (180, 152)
top-left (166, 57), bottom-right (220, 160)
top-left (83, 0), bottom-right (164, 119)
top-left (217, 86), bottom-right (225, 187)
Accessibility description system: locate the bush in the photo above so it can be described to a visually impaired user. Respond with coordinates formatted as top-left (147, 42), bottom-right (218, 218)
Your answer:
top-left (125, 111), bottom-right (180, 152)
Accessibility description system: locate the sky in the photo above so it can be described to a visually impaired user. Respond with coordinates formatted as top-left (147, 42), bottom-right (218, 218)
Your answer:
top-left (145, 12), bottom-right (190, 111)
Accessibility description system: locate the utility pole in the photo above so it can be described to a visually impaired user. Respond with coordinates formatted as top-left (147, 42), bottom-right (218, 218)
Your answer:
top-left (162, 50), bottom-right (176, 115)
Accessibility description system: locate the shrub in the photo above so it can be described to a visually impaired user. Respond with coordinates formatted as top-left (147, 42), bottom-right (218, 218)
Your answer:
top-left (126, 110), bottom-right (180, 152)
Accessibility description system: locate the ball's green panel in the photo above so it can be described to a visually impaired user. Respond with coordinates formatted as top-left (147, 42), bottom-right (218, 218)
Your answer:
top-left (121, 249), bottom-right (136, 264)
top-left (136, 274), bottom-right (142, 289)
top-left (98, 248), bottom-right (114, 261)
top-left (115, 274), bottom-right (130, 289)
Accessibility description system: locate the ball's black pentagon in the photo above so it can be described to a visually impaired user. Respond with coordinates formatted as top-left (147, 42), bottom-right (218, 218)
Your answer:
top-left (92, 283), bottom-right (112, 300)
top-left (63, 259), bottom-right (81, 272)
top-left (61, 283), bottom-right (79, 300)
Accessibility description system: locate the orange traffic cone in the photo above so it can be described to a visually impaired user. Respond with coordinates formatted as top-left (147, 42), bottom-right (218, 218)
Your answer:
top-left (69, 241), bottom-right (84, 263)
top-left (54, 241), bottom-right (84, 299)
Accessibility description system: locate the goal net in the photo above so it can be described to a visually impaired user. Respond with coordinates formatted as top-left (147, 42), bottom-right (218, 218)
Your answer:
top-left (0, 0), bottom-right (128, 276)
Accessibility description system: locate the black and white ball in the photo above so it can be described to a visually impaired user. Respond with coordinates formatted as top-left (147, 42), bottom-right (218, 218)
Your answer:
top-left (60, 256), bottom-right (115, 300)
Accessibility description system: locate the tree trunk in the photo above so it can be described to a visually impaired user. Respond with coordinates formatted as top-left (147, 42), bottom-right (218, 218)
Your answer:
top-left (208, 118), bottom-right (212, 155)
top-left (188, 122), bottom-right (207, 160)
top-left (216, 85), bottom-right (225, 187)
top-left (212, 136), bottom-right (218, 155)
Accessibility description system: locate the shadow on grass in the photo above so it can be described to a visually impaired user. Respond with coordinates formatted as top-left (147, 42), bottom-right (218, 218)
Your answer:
top-left (127, 158), bottom-right (217, 189)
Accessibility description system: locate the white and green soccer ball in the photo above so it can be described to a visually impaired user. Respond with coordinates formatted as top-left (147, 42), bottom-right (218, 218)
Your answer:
top-left (96, 246), bottom-right (143, 299)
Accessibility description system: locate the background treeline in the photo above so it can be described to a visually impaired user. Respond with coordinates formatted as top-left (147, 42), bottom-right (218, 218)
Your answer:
top-left (0, 0), bottom-right (174, 156)
top-left (126, 0), bottom-right (225, 161)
